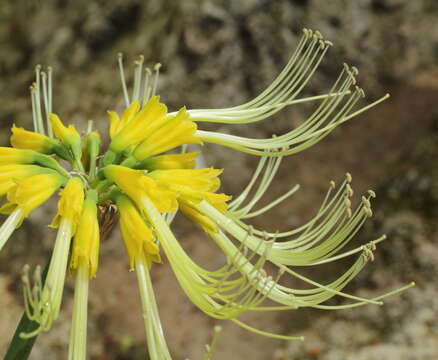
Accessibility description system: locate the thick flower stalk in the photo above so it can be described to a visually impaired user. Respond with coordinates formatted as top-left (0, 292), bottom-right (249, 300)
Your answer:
top-left (1, 29), bottom-right (413, 359)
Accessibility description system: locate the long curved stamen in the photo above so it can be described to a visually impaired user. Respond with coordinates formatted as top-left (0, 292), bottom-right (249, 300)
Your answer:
top-left (0, 209), bottom-right (23, 251)
top-left (135, 254), bottom-right (172, 360)
top-left (20, 219), bottom-right (73, 338)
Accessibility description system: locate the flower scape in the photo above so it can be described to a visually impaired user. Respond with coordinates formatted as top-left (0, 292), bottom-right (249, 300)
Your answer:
top-left (0, 29), bottom-right (413, 359)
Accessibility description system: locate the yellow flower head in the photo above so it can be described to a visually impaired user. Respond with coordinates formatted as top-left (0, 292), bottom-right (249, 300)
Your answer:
top-left (50, 114), bottom-right (82, 160)
top-left (50, 177), bottom-right (85, 235)
top-left (0, 164), bottom-right (58, 197)
top-left (10, 125), bottom-right (58, 154)
top-left (132, 106), bottom-right (202, 161)
top-left (70, 190), bottom-right (100, 277)
top-left (109, 97), bottom-right (167, 153)
top-left (104, 165), bottom-right (178, 213)
top-left (140, 152), bottom-right (199, 170)
top-left (116, 194), bottom-right (161, 269)
top-left (0, 172), bottom-right (64, 221)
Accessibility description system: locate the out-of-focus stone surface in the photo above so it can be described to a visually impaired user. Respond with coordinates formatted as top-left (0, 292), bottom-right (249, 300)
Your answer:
top-left (0, 0), bottom-right (437, 359)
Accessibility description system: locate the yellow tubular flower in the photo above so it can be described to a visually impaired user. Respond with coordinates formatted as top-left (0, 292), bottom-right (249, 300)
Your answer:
top-left (132, 107), bottom-right (202, 161)
top-left (0, 164), bottom-right (52, 196)
top-left (108, 100), bottom-right (140, 138)
top-left (50, 177), bottom-right (85, 234)
top-left (70, 189), bottom-right (100, 278)
top-left (148, 168), bottom-right (231, 210)
top-left (140, 152), bottom-right (199, 170)
top-left (50, 114), bottom-right (82, 160)
top-left (109, 96), bottom-right (167, 153)
top-left (104, 165), bottom-right (178, 213)
top-left (10, 125), bottom-right (58, 154)
top-left (0, 147), bottom-right (36, 165)
top-left (149, 168), bottom-right (223, 192)
top-left (0, 172), bottom-right (65, 221)
top-left (68, 190), bottom-right (98, 360)
top-left (116, 194), bottom-right (161, 269)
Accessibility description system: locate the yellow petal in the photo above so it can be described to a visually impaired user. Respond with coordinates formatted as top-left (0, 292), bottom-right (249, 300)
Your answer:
top-left (109, 97), bottom-right (167, 153)
top-left (0, 147), bottom-right (36, 165)
top-left (179, 201), bottom-right (219, 234)
top-left (0, 164), bottom-right (51, 196)
top-left (10, 125), bottom-right (57, 154)
top-left (133, 107), bottom-right (202, 160)
top-left (0, 172), bottom-right (64, 219)
top-left (50, 114), bottom-right (82, 159)
top-left (50, 177), bottom-right (85, 234)
top-left (70, 190), bottom-right (100, 277)
top-left (149, 168), bottom-right (223, 192)
top-left (141, 152), bottom-right (199, 170)
top-left (116, 194), bottom-right (161, 269)
top-left (104, 165), bottom-right (178, 213)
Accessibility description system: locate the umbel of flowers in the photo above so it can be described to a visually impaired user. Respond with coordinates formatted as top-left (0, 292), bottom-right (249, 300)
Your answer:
top-left (0, 29), bottom-right (412, 359)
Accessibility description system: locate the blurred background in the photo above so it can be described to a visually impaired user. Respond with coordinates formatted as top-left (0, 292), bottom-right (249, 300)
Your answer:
top-left (0, 0), bottom-right (437, 359)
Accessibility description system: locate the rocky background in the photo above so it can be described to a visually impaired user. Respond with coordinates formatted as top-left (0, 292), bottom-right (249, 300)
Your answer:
top-left (0, 0), bottom-right (437, 359)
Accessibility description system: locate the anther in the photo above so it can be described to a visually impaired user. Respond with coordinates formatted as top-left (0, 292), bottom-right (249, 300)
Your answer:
top-left (330, 180), bottom-right (336, 189)
top-left (346, 184), bottom-right (354, 197)
top-left (363, 207), bottom-right (373, 217)
top-left (361, 196), bottom-right (371, 208)
top-left (368, 190), bottom-right (376, 198)
top-left (346, 172), bottom-right (352, 183)
top-left (355, 86), bottom-right (365, 98)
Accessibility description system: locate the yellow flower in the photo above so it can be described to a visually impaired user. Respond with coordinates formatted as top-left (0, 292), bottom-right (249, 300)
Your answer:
top-left (104, 165), bottom-right (178, 213)
top-left (50, 177), bottom-right (85, 235)
top-left (0, 164), bottom-right (60, 197)
top-left (108, 100), bottom-right (140, 138)
top-left (50, 114), bottom-right (82, 160)
top-left (116, 194), bottom-right (161, 269)
top-left (0, 172), bottom-right (64, 221)
top-left (10, 125), bottom-right (58, 154)
top-left (140, 152), bottom-right (199, 170)
top-left (0, 147), bottom-right (36, 165)
top-left (149, 168), bottom-right (231, 208)
top-left (149, 168), bottom-right (223, 192)
top-left (109, 96), bottom-right (167, 153)
top-left (70, 190), bottom-right (100, 277)
top-left (132, 107), bottom-right (202, 161)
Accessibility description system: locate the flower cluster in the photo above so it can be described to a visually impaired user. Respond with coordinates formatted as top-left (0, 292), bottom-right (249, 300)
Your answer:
top-left (0, 29), bottom-right (412, 359)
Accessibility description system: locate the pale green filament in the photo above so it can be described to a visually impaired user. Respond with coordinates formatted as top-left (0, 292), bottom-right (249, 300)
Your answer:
top-left (135, 254), bottom-right (172, 360)
top-left (118, 54), bottom-right (161, 107)
top-left (30, 65), bottom-right (54, 137)
top-left (0, 209), bottom-right (23, 252)
top-left (20, 220), bottom-right (73, 338)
